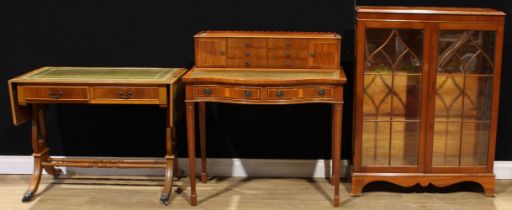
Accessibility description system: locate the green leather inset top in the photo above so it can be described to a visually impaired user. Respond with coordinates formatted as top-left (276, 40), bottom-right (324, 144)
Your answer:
top-left (27, 67), bottom-right (181, 80)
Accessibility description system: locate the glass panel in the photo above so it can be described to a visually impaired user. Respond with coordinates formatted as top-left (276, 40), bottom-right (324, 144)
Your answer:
top-left (390, 122), bottom-right (419, 166)
top-left (362, 28), bottom-right (424, 168)
top-left (432, 30), bottom-right (496, 169)
top-left (363, 74), bottom-right (392, 120)
top-left (432, 123), bottom-right (461, 166)
top-left (434, 74), bottom-right (464, 122)
top-left (461, 122), bottom-right (490, 166)
top-left (438, 31), bottom-right (495, 74)
top-left (463, 76), bottom-right (493, 121)
top-left (392, 75), bottom-right (421, 120)
top-left (365, 29), bottom-right (423, 73)
top-left (362, 122), bottom-right (390, 166)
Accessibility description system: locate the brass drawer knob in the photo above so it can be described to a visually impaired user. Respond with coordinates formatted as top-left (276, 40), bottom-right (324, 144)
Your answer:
top-left (244, 90), bottom-right (252, 97)
top-left (118, 91), bottom-right (133, 99)
top-left (276, 91), bottom-right (284, 98)
top-left (244, 50), bottom-right (250, 57)
top-left (203, 88), bottom-right (212, 96)
top-left (285, 50), bottom-right (290, 58)
top-left (245, 61), bottom-right (251, 66)
top-left (220, 50), bottom-right (225, 56)
top-left (49, 90), bottom-right (63, 99)
top-left (318, 89), bottom-right (326, 96)
top-left (310, 52), bottom-right (316, 57)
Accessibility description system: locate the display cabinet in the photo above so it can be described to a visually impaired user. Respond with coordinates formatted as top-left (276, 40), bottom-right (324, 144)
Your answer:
top-left (352, 6), bottom-right (505, 196)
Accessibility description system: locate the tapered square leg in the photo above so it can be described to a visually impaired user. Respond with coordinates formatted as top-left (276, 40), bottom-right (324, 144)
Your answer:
top-left (332, 103), bottom-right (343, 207)
top-left (199, 102), bottom-right (208, 183)
top-left (186, 102), bottom-right (198, 206)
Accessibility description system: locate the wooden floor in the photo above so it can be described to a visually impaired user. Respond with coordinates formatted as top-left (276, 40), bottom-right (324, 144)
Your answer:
top-left (1, 174), bottom-right (511, 210)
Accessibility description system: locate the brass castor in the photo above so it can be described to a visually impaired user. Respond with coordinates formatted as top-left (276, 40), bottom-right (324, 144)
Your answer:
top-left (52, 168), bottom-right (63, 179)
top-left (160, 193), bottom-right (170, 206)
top-left (21, 192), bottom-right (33, 202)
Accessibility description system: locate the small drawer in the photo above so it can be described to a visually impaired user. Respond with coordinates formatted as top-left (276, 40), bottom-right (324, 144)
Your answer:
top-left (227, 48), bottom-right (267, 58)
top-left (268, 39), bottom-right (309, 49)
top-left (227, 38), bottom-right (267, 48)
top-left (268, 58), bottom-right (308, 68)
top-left (227, 57), bottom-right (267, 68)
top-left (92, 87), bottom-right (162, 103)
top-left (20, 86), bottom-right (89, 102)
top-left (195, 85), bottom-right (224, 98)
top-left (225, 87), bottom-right (261, 100)
top-left (267, 88), bottom-right (300, 100)
top-left (268, 49), bottom-right (308, 59)
top-left (268, 87), bottom-right (334, 100)
top-left (302, 87), bottom-right (334, 99)
top-left (194, 85), bottom-right (261, 100)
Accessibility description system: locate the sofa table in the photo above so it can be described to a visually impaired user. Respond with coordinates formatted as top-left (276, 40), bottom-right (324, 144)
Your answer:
top-left (8, 66), bottom-right (187, 205)
top-left (182, 67), bottom-right (347, 206)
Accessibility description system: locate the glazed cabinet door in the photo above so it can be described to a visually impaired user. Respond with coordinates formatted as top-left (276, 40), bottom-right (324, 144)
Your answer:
top-left (308, 39), bottom-right (340, 69)
top-left (355, 22), bottom-right (429, 172)
top-left (195, 38), bottom-right (227, 67)
top-left (427, 23), bottom-right (503, 173)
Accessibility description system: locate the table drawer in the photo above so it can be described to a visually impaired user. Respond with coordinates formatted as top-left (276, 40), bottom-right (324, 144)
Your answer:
top-left (92, 86), bottom-right (164, 104)
top-left (267, 87), bottom-right (334, 100)
top-left (227, 38), bottom-right (267, 48)
top-left (195, 86), bottom-right (224, 98)
top-left (226, 87), bottom-right (261, 100)
top-left (268, 38), bottom-right (309, 49)
top-left (20, 86), bottom-right (89, 102)
top-left (195, 85), bottom-right (261, 100)
top-left (302, 87), bottom-right (334, 98)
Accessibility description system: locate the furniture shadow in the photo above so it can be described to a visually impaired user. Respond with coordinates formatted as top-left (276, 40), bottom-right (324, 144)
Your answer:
top-left (307, 178), bottom-right (355, 206)
top-left (196, 177), bottom-right (252, 205)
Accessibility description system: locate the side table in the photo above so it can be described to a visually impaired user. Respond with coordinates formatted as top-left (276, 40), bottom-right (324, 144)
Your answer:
top-left (182, 67), bottom-right (347, 206)
top-left (8, 66), bottom-right (187, 205)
